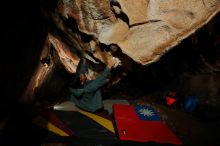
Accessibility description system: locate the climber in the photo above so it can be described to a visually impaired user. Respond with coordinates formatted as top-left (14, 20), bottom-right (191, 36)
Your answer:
top-left (69, 58), bottom-right (115, 112)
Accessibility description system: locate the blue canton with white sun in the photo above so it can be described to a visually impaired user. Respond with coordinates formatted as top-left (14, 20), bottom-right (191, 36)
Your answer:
top-left (135, 105), bottom-right (160, 121)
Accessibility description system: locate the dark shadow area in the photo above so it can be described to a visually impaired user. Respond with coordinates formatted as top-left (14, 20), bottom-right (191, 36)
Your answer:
top-left (0, 106), bottom-right (47, 146)
top-left (0, 0), bottom-right (51, 145)
top-left (0, 0), bottom-right (46, 115)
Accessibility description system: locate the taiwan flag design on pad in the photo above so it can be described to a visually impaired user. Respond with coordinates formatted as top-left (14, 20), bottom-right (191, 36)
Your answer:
top-left (113, 104), bottom-right (182, 145)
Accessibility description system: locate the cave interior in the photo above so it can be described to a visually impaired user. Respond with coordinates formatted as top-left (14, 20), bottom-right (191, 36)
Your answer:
top-left (0, 1), bottom-right (220, 146)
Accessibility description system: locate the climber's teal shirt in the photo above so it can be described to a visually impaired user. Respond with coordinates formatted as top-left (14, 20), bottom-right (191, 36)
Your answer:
top-left (69, 67), bottom-right (111, 112)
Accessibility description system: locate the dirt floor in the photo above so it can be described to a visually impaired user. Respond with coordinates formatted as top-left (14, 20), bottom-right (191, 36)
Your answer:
top-left (103, 73), bottom-right (220, 146)
top-left (131, 97), bottom-right (220, 146)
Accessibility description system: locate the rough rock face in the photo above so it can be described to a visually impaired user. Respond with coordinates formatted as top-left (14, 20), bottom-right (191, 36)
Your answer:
top-left (52, 0), bottom-right (220, 66)
top-left (117, 0), bottom-right (149, 25)
top-left (23, 0), bottom-right (220, 101)
top-left (117, 0), bottom-right (220, 65)
top-left (56, 0), bottom-right (129, 45)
